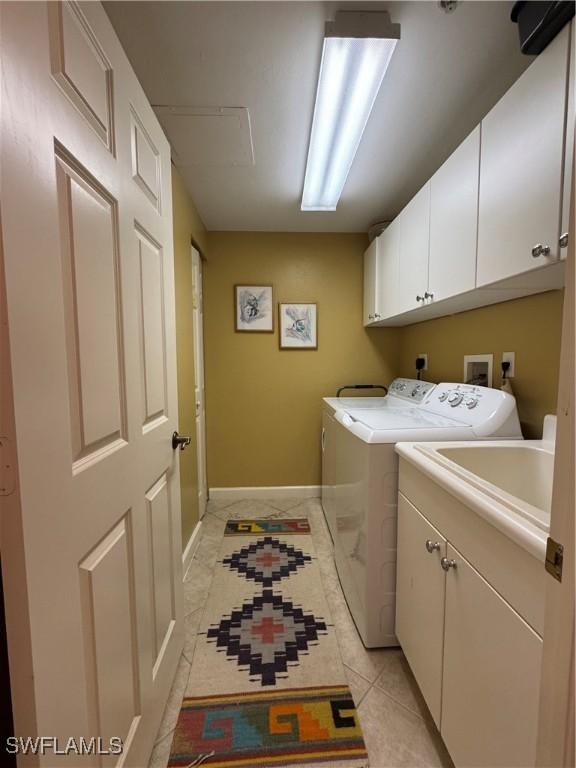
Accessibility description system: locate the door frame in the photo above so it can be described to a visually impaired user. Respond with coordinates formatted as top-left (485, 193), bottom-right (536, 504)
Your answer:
top-left (535, 137), bottom-right (575, 767)
top-left (191, 244), bottom-right (207, 519)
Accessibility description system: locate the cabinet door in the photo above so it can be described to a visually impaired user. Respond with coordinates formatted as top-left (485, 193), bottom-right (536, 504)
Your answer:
top-left (363, 238), bottom-right (378, 325)
top-left (377, 218), bottom-right (400, 319)
top-left (397, 182), bottom-right (431, 314)
top-left (476, 26), bottom-right (570, 287)
top-left (395, 494), bottom-right (446, 726)
top-left (429, 127), bottom-right (480, 301)
top-left (441, 544), bottom-right (542, 768)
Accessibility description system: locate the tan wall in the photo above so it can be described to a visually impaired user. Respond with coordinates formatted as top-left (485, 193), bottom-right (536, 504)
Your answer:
top-left (204, 231), bottom-right (400, 488)
top-left (172, 166), bottom-right (208, 549)
top-left (398, 290), bottom-right (564, 438)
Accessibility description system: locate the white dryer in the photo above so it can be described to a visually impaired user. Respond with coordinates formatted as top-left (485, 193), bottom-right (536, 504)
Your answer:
top-left (321, 378), bottom-right (436, 541)
top-left (321, 382), bottom-right (522, 648)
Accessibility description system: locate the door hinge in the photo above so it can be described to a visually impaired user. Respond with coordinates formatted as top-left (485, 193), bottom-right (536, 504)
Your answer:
top-left (545, 537), bottom-right (564, 582)
top-left (0, 436), bottom-right (15, 496)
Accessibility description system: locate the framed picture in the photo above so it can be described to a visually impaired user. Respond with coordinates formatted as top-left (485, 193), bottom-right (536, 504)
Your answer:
top-left (235, 285), bottom-right (274, 332)
top-left (279, 303), bottom-right (318, 349)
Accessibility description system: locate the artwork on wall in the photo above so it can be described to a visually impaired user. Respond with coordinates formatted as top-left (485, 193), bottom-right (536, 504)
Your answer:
top-left (279, 303), bottom-right (318, 349)
top-left (235, 285), bottom-right (274, 332)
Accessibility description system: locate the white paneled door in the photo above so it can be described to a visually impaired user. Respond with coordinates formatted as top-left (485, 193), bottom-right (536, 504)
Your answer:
top-left (1, 2), bottom-right (182, 766)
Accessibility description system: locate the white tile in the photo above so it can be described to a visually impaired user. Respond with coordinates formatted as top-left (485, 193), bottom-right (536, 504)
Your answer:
top-left (359, 686), bottom-right (453, 768)
top-left (183, 560), bottom-right (214, 616)
top-left (374, 649), bottom-right (431, 719)
top-left (345, 664), bottom-right (372, 707)
top-left (154, 653), bottom-right (191, 744)
top-left (182, 608), bottom-right (203, 663)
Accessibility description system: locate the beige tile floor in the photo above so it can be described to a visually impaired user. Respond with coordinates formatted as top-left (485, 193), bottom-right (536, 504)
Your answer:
top-left (149, 498), bottom-right (454, 768)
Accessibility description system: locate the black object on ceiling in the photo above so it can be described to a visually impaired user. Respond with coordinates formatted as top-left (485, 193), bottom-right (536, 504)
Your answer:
top-left (511, 1), bottom-right (575, 55)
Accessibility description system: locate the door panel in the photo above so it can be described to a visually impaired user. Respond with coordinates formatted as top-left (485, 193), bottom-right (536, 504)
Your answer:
top-left (130, 108), bottom-right (161, 210)
top-left (476, 26), bottom-right (569, 286)
top-left (442, 543), bottom-right (542, 767)
top-left (146, 474), bottom-right (176, 676)
top-left (397, 182), bottom-right (430, 314)
top-left (429, 127), bottom-right (479, 301)
top-left (136, 226), bottom-right (167, 429)
top-left (395, 494), bottom-right (446, 726)
top-left (56, 149), bottom-right (127, 464)
top-left (1, 2), bottom-right (182, 765)
top-left (79, 515), bottom-right (141, 765)
top-left (48, 1), bottom-right (114, 150)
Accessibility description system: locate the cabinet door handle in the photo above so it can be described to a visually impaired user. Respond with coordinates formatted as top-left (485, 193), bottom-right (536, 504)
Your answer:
top-left (441, 557), bottom-right (457, 571)
top-left (559, 233), bottom-right (569, 248)
top-left (532, 243), bottom-right (551, 258)
top-left (425, 539), bottom-right (441, 553)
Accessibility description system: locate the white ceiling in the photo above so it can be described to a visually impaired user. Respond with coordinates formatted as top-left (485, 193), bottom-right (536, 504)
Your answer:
top-left (104, 1), bottom-right (532, 233)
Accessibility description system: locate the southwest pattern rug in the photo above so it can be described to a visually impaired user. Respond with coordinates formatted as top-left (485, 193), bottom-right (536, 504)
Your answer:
top-left (168, 518), bottom-right (368, 768)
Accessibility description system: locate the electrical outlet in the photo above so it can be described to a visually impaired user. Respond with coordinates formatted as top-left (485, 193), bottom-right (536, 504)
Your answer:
top-left (417, 353), bottom-right (428, 371)
top-left (502, 352), bottom-right (515, 378)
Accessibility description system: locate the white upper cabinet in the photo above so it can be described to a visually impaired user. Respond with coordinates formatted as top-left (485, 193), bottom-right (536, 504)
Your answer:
top-left (476, 25), bottom-right (570, 287)
top-left (363, 219), bottom-right (400, 325)
top-left (378, 218), bottom-right (400, 320)
top-left (429, 127), bottom-right (480, 301)
top-left (362, 22), bottom-right (571, 327)
top-left (397, 181), bottom-right (431, 314)
top-left (363, 237), bottom-right (379, 325)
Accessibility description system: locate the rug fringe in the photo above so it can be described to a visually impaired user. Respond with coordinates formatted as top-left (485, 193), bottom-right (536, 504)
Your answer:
top-left (184, 750), bottom-right (215, 767)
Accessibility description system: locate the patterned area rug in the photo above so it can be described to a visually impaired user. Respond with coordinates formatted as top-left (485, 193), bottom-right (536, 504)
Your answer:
top-left (168, 519), bottom-right (368, 768)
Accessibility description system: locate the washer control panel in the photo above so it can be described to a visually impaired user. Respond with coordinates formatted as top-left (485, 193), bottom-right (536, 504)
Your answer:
top-left (422, 383), bottom-right (514, 427)
top-left (388, 378), bottom-right (436, 403)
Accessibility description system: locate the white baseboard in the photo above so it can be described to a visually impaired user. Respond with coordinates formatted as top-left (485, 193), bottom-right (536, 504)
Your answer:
top-left (182, 520), bottom-right (202, 577)
top-left (209, 485), bottom-right (321, 503)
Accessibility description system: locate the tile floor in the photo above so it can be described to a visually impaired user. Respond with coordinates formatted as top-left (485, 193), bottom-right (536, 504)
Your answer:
top-left (149, 497), bottom-right (454, 768)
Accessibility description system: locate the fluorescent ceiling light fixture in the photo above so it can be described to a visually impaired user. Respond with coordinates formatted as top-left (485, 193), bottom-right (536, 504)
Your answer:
top-left (301, 11), bottom-right (400, 211)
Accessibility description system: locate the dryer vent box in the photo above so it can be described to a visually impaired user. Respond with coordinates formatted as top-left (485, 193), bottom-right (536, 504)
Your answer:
top-left (464, 354), bottom-right (493, 388)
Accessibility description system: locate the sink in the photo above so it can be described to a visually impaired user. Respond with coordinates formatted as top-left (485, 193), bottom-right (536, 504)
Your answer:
top-left (395, 418), bottom-right (556, 559)
top-left (436, 445), bottom-right (554, 515)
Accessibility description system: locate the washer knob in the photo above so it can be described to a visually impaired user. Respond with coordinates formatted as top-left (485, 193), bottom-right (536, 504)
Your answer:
top-left (438, 392), bottom-right (449, 402)
top-left (448, 392), bottom-right (464, 406)
top-left (466, 397), bottom-right (478, 409)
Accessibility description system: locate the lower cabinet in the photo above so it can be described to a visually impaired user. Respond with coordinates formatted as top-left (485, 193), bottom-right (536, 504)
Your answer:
top-left (396, 497), bottom-right (446, 726)
top-left (396, 494), bottom-right (543, 768)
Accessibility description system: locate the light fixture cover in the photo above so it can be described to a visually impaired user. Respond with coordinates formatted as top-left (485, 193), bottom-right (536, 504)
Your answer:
top-left (301, 12), bottom-right (400, 212)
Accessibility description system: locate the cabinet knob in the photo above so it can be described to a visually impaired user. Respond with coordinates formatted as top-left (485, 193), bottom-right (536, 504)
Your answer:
top-left (559, 233), bottom-right (569, 249)
top-left (368, 314), bottom-right (374, 320)
top-left (374, 313), bottom-right (381, 319)
top-left (424, 291), bottom-right (434, 301)
top-left (532, 244), bottom-right (551, 258)
top-left (441, 557), bottom-right (457, 571)
top-left (416, 295), bottom-right (424, 302)
top-left (425, 539), bottom-right (441, 553)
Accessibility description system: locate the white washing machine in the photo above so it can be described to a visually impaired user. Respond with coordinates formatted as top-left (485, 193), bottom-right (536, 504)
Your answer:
top-left (322, 378), bottom-right (436, 541)
top-left (321, 381), bottom-right (523, 648)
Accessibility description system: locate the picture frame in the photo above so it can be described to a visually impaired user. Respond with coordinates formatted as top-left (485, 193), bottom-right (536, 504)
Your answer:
top-left (235, 285), bottom-right (274, 332)
top-left (279, 303), bottom-right (318, 349)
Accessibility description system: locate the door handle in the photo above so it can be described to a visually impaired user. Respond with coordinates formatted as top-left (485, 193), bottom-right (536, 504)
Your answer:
top-left (172, 431), bottom-right (192, 451)
top-left (321, 427), bottom-right (326, 453)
